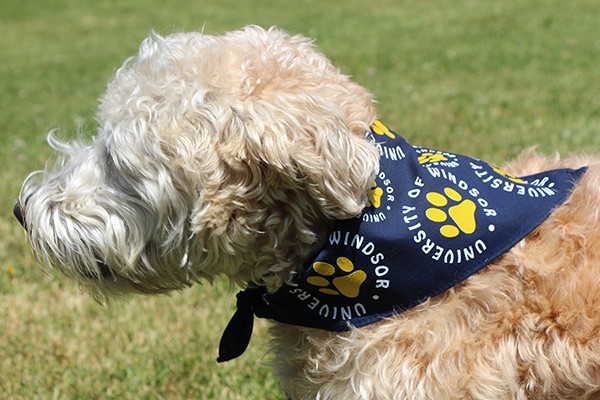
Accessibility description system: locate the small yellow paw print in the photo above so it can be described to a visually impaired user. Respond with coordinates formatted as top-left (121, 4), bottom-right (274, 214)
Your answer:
top-left (492, 166), bottom-right (528, 184)
top-left (371, 120), bottom-right (396, 139)
top-left (367, 181), bottom-right (384, 208)
top-left (307, 257), bottom-right (367, 298)
top-left (418, 152), bottom-right (448, 165)
top-left (425, 188), bottom-right (477, 238)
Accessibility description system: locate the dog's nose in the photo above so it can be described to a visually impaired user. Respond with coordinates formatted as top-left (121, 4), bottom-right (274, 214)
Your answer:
top-left (13, 201), bottom-right (26, 228)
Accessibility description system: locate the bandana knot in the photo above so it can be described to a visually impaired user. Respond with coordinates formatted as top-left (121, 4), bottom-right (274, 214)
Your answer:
top-left (217, 287), bottom-right (265, 362)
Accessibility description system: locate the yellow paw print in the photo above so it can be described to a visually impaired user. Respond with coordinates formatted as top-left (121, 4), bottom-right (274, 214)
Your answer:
top-left (371, 120), bottom-right (396, 139)
top-left (491, 166), bottom-right (528, 184)
top-left (425, 188), bottom-right (477, 238)
top-left (367, 181), bottom-right (384, 208)
top-left (307, 257), bottom-right (367, 298)
top-left (418, 152), bottom-right (448, 165)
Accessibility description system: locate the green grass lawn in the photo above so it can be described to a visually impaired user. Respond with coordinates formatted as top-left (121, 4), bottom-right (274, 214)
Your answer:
top-left (1, 0), bottom-right (599, 398)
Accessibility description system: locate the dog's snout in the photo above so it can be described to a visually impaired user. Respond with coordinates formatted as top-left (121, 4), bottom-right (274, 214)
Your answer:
top-left (13, 201), bottom-right (26, 229)
top-left (14, 194), bottom-right (33, 230)
top-left (14, 202), bottom-right (24, 226)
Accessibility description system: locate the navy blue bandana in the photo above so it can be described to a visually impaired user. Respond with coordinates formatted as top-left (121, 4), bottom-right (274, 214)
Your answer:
top-left (217, 121), bottom-right (586, 362)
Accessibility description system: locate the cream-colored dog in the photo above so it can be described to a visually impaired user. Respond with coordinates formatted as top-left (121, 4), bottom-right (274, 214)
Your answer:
top-left (15, 26), bottom-right (600, 399)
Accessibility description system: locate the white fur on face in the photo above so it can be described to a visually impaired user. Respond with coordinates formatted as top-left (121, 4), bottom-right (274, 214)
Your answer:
top-left (20, 131), bottom-right (199, 300)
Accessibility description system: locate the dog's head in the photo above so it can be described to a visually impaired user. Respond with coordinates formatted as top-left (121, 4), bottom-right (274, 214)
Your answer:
top-left (15, 26), bottom-right (379, 300)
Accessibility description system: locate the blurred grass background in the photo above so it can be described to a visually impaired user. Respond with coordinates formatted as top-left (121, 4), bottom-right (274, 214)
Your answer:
top-left (1, 0), bottom-right (599, 398)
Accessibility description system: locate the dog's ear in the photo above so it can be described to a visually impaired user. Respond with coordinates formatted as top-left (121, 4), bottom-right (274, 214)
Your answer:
top-left (214, 26), bottom-right (380, 220)
top-left (219, 95), bottom-right (379, 220)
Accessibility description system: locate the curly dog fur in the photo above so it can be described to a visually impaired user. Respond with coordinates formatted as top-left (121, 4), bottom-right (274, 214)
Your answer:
top-left (17, 26), bottom-right (600, 399)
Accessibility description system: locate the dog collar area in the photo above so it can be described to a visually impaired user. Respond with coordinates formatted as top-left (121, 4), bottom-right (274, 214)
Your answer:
top-left (217, 120), bottom-right (587, 362)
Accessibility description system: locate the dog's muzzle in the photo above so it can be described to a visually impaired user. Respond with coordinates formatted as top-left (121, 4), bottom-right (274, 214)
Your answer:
top-left (14, 201), bottom-right (25, 228)
top-left (13, 198), bottom-right (114, 280)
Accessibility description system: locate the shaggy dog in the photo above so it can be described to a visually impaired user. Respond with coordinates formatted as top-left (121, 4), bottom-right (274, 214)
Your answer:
top-left (15, 26), bottom-right (600, 399)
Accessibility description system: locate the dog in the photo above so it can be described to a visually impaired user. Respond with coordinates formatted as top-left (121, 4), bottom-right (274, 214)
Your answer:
top-left (15, 26), bottom-right (600, 399)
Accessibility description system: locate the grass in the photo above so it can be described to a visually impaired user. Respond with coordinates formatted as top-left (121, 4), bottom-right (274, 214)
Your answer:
top-left (1, 0), bottom-right (599, 398)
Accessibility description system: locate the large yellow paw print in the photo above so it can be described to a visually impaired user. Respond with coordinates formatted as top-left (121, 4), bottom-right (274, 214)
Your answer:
top-left (368, 181), bottom-right (384, 208)
top-left (492, 166), bottom-right (528, 184)
top-left (425, 188), bottom-right (477, 238)
top-left (371, 120), bottom-right (396, 139)
top-left (418, 152), bottom-right (448, 165)
top-left (307, 257), bottom-right (367, 298)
